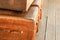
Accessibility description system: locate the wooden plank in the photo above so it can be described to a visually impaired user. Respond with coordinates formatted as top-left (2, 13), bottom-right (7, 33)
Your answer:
top-left (55, 0), bottom-right (60, 40)
top-left (45, 15), bottom-right (56, 40)
top-left (56, 12), bottom-right (60, 40)
top-left (0, 0), bottom-right (34, 11)
top-left (45, 0), bottom-right (56, 40)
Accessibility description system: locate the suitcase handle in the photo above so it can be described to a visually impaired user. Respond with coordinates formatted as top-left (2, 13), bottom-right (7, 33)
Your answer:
top-left (10, 30), bottom-right (23, 34)
top-left (0, 28), bottom-right (23, 34)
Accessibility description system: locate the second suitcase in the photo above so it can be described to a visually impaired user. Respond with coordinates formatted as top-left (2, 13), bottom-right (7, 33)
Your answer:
top-left (0, 0), bottom-right (34, 11)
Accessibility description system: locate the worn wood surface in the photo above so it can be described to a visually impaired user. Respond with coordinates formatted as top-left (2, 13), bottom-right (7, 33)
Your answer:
top-left (0, 0), bottom-right (34, 11)
top-left (37, 0), bottom-right (60, 40)
top-left (55, 0), bottom-right (60, 40)
top-left (38, 0), bottom-right (56, 40)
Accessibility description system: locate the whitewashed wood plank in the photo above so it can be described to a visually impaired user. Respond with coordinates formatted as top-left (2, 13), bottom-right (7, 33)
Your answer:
top-left (45, 0), bottom-right (56, 40)
top-left (55, 0), bottom-right (60, 39)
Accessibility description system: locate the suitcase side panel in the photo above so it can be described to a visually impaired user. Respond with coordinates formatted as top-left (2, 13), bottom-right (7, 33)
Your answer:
top-left (0, 17), bottom-right (36, 40)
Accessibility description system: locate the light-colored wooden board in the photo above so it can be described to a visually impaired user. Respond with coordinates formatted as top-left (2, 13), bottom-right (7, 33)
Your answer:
top-left (36, 0), bottom-right (60, 40)
top-left (55, 0), bottom-right (60, 40)
top-left (45, 0), bottom-right (56, 40)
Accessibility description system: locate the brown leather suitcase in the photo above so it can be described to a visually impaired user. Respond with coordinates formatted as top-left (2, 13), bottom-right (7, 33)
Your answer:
top-left (0, 0), bottom-right (34, 11)
top-left (0, 6), bottom-right (41, 40)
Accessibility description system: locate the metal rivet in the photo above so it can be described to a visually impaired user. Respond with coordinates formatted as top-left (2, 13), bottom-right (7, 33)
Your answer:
top-left (21, 31), bottom-right (23, 34)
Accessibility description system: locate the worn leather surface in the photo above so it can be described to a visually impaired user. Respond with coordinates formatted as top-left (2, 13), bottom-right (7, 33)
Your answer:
top-left (0, 0), bottom-right (34, 11)
top-left (0, 0), bottom-right (42, 40)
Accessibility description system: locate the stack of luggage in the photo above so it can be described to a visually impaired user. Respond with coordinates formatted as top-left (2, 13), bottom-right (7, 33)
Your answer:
top-left (0, 0), bottom-right (42, 40)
